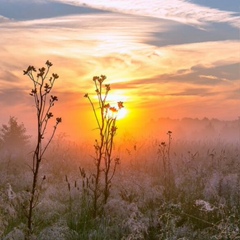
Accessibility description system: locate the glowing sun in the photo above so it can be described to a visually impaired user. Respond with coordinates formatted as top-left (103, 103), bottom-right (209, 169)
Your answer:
top-left (107, 93), bottom-right (128, 120)
top-left (117, 107), bottom-right (128, 120)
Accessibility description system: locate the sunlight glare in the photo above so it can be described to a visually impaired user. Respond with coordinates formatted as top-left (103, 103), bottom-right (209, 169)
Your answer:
top-left (117, 107), bottom-right (128, 120)
top-left (107, 93), bottom-right (128, 120)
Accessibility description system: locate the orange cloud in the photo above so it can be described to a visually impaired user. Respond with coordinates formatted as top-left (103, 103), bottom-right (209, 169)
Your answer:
top-left (0, 11), bottom-right (239, 140)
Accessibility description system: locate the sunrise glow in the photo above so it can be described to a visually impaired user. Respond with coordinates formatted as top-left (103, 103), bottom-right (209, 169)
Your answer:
top-left (0, 0), bottom-right (239, 140)
top-left (114, 106), bottom-right (128, 120)
top-left (1, 1), bottom-right (240, 238)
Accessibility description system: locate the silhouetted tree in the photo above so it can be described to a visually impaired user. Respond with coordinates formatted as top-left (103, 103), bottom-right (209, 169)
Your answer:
top-left (0, 116), bottom-right (30, 152)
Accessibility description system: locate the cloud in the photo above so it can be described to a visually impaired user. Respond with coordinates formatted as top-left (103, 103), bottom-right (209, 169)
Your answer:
top-left (0, 69), bottom-right (20, 83)
top-left (199, 75), bottom-right (231, 83)
top-left (167, 87), bottom-right (212, 97)
top-left (53, 0), bottom-right (240, 28)
top-left (0, 87), bottom-right (28, 106)
top-left (0, 9), bottom-right (239, 123)
top-left (3, 15), bottom-right (238, 112)
top-left (226, 88), bottom-right (240, 100)
top-left (0, 15), bottom-right (11, 23)
top-left (199, 75), bottom-right (219, 80)
top-left (0, 13), bottom-right (171, 86)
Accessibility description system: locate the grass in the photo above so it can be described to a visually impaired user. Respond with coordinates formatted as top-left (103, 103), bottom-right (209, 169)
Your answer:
top-left (0, 135), bottom-right (240, 239)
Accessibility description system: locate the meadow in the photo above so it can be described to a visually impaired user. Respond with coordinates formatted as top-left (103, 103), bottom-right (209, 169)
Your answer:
top-left (0, 118), bottom-right (239, 240)
top-left (1, 0), bottom-right (239, 238)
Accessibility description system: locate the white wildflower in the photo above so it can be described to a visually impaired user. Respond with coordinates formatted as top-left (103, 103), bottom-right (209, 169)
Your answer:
top-left (6, 183), bottom-right (16, 200)
top-left (195, 199), bottom-right (215, 212)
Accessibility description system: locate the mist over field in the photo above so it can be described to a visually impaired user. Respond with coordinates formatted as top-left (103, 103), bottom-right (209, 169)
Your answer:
top-left (0, 114), bottom-right (239, 239)
top-left (0, 0), bottom-right (239, 238)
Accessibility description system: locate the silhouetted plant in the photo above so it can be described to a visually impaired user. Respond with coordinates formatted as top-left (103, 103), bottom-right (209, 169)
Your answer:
top-left (23, 60), bottom-right (61, 238)
top-left (158, 131), bottom-right (175, 199)
top-left (84, 75), bottom-right (122, 217)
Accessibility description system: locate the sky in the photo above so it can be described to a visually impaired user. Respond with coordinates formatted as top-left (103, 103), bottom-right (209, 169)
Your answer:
top-left (0, 0), bottom-right (239, 141)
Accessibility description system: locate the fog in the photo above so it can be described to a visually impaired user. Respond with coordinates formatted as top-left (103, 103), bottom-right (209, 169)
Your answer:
top-left (0, 116), bottom-right (239, 239)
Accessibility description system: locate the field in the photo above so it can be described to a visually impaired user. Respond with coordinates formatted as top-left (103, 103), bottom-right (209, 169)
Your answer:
top-left (0, 118), bottom-right (240, 240)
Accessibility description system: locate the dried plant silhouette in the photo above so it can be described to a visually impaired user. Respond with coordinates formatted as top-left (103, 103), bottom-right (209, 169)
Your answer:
top-left (158, 131), bottom-right (175, 199)
top-left (84, 75), bottom-right (123, 217)
top-left (23, 60), bottom-right (61, 237)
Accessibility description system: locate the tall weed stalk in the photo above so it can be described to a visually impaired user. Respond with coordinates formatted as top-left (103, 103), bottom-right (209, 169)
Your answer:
top-left (23, 61), bottom-right (61, 237)
top-left (158, 131), bottom-right (175, 200)
top-left (84, 75), bottom-right (122, 217)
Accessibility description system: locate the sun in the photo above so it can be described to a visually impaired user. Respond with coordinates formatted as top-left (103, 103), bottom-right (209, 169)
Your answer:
top-left (117, 107), bottom-right (128, 120)
top-left (107, 102), bottom-right (128, 120)
top-left (106, 93), bottom-right (128, 120)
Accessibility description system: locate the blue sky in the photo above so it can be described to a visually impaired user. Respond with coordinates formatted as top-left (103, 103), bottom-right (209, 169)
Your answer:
top-left (0, 0), bottom-right (239, 139)
top-left (190, 0), bottom-right (239, 12)
top-left (0, 0), bottom-right (106, 20)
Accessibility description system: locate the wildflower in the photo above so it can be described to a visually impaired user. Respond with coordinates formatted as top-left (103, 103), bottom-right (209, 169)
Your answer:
top-left (7, 183), bottom-right (16, 200)
top-left (105, 84), bottom-right (110, 91)
top-left (93, 76), bottom-right (99, 81)
top-left (37, 67), bottom-right (46, 77)
top-left (110, 107), bottom-right (117, 112)
top-left (52, 73), bottom-right (59, 79)
top-left (23, 65), bottom-right (36, 75)
top-left (51, 95), bottom-right (58, 101)
top-left (100, 75), bottom-right (106, 81)
top-left (46, 60), bottom-right (53, 67)
top-left (47, 112), bottom-right (53, 119)
top-left (195, 199), bottom-right (215, 212)
top-left (56, 117), bottom-right (62, 124)
top-left (39, 67), bottom-right (45, 72)
top-left (84, 93), bottom-right (88, 98)
top-left (111, 126), bottom-right (117, 133)
top-left (118, 101), bottom-right (124, 109)
top-left (30, 88), bottom-right (37, 96)
top-left (44, 83), bottom-right (50, 92)
top-left (104, 103), bottom-right (110, 108)
top-left (94, 75), bottom-right (106, 83)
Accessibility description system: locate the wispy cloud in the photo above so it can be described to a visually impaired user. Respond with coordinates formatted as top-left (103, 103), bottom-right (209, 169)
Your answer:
top-left (199, 74), bottom-right (231, 83)
top-left (53, 0), bottom-right (240, 28)
top-left (0, 14), bottom-right (238, 97)
top-left (0, 15), bottom-right (11, 23)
